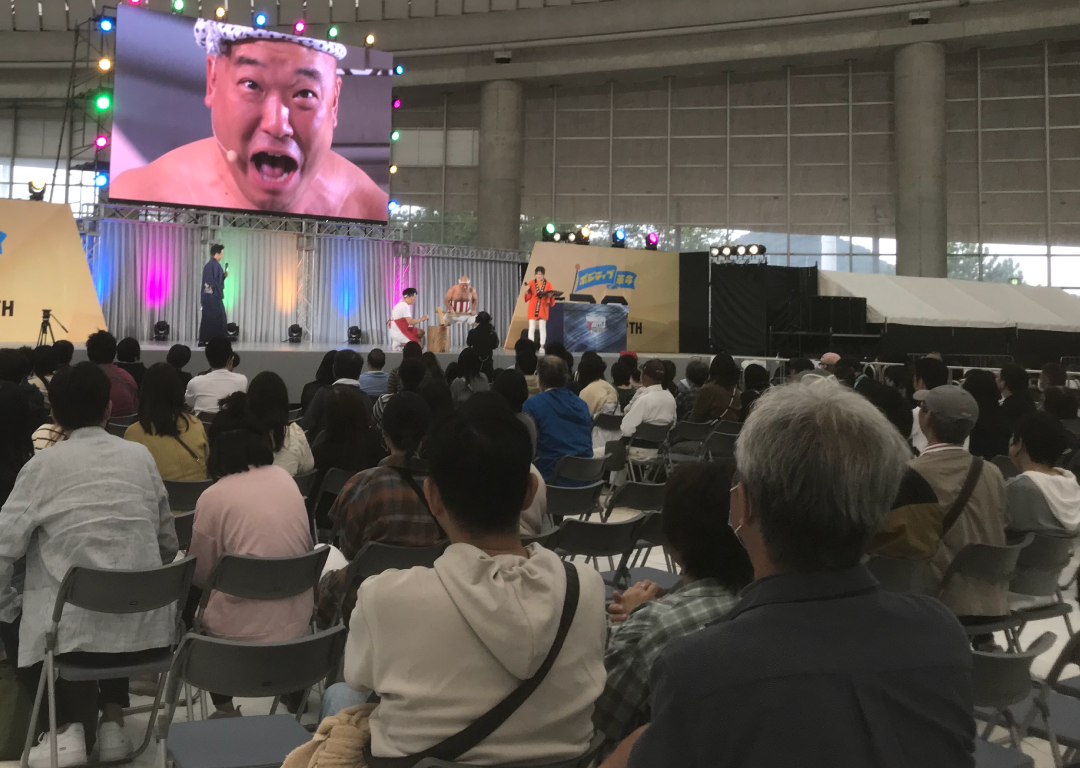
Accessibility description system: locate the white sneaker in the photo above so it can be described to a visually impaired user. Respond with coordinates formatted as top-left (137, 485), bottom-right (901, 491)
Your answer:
top-left (27, 723), bottom-right (87, 768)
top-left (95, 722), bottom-right (133, 762)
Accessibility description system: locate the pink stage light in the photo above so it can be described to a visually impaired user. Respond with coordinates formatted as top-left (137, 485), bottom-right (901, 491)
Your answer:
top-left (293, 19), bottom-right (306, 33)
top-left (95, 135), bottom-right (109, 149)
top-left (393, 98), bottom-right (402, 109)
top-left (646, 232), bottom-right (659, 245)
top-left (144, 265), bottom-right (173, 308)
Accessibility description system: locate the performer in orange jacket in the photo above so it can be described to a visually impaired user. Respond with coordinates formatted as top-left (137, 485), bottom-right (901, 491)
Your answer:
top-left (523, 265), bottom-right (555, 352)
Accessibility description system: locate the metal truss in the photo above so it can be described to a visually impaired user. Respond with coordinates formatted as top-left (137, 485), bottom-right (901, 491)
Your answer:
top-left (409, 242), bottom-right (529, 263)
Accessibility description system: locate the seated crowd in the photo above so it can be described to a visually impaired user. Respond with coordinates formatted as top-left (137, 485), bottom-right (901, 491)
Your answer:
top-left (4, 332), bottom-right (1080, 768)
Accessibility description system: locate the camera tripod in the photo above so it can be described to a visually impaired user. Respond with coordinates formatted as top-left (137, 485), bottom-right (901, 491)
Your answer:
top-left (37, 309), bottom-right (68, 347)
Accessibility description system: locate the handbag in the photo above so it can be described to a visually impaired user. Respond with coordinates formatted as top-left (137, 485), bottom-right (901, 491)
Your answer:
top-left (363, 561), bottom-right (580, 768)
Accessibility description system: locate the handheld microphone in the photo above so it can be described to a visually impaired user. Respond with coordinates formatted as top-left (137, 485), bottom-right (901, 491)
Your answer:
top-left (225, 263), bottom-right (230, 271)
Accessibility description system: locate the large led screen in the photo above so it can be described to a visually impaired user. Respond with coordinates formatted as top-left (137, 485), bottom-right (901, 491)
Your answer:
top-left (110, 5), bottom-right (392, 223)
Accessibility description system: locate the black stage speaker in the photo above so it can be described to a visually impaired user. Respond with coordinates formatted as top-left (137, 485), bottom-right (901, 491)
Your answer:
top-left (679, 252), bottom-right (711, 353)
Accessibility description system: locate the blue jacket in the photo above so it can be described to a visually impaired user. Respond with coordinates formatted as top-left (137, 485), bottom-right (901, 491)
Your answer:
top-left (522, 387), bottom-right (593, 481)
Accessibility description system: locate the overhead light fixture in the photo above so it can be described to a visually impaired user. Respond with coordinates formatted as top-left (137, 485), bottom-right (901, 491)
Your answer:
top-left (394, 64), bottom-right (405, 75)
top-left (287, 323), bottom-right (303, 343)
top-left (347, 326), bottom-right (362, 344)
top-left (552, 232), bottom-right (562, 243)
top-left (94, 134), bottom-right (109, 149)
top-left (328, 26), bottom-right (339, 38)
top-left (612, 228), bottom-right (626, 248)
top-left (171, 0), bottom-right (184, 12)
top-left (98, 57), bottom-right (112, 72)
top-left (153, 320), bottom-right (170, 341)
top-left (567, 232), bottom-right (577, 244)
top-left (577, 226), bottom-right (591, 245)
top-left (94, 172), bottom-right (109, 188)
top-left (293, 18), bottom-right (306, 33)
top-left (748, 244), bottom-right (766, 256)
top-left (97, 16), bottom-right (114, 31)
top-left (226, 322), bottom-right (240, 341)
top-left (542, 223), bottom-right (557, 242)
top-left (93, 91), bottom-right (112, 111)
top-left (388, 200), bottom-right (399, 212)
top-left (214, 6), bottom-right (226, 18)
top-left (645, 232), bottom-right (659, 251)
top-left (253, 11), bottom-right (267, 26)
top-left (28, 180), bottom-right (46, 201)
top-left (389, 164), bottom-right (398, 174)
top-left (393, 98), bottom-right (402, 109)
top-left (709, 246), bottom-right (721, 258)
top-left (391, 130), bottom-right (400, 142)
top-left (365, 33), bottom-right (376, 46)
top-left (721, 246), bottom-right (733, 257)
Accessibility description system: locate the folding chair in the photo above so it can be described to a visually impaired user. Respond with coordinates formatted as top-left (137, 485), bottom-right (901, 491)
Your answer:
top-left (625, 422), bottom-right (671, 482)
top-left (973, 739), bottom-right (1034, 768)
top-left (336, 542), bottom-right (449, 624)
top-left (523, 530), bottom-right (560, 549)
top-left (937, 534), bottom-right (1034, 649)
top-left (602, 480), bottom-right (665, 523)
top-left (612, 511), bottom-right (681, 592)
top-left (105, 422), bottom-right (129, 438)
top-left (865, 555), bottom-right (933, 593)
top-left (550, 456), bottom-right (608, 486)
top-left (293, 468), bottom-right (319, 500)
top-left (973, 632), bottom-right (1058, 750)
top-left (715, 420), bottom-right (742, 435)
top-left (108, 414), bottom-right (138, 427)
top-left (546, 482), bottom-right (604, 521)
top-left (22, 557), bottom-right (197, 768)
top-left (664, 422), bottom-right (713, 470)
top-left (413, 733), bottom-right (606, 768)
top-left (287, 407), bottom-right (303, 423)
top-left (158, 628), bottom-right (347, 768)
top-left (593, 413), bottom-right (623, 433)
top-left (174, 511), bottom-right (195, 552)
top-left (554, 515), bottom-right (646, 592)
top-left (1008, 532), bottom-right (1078, 641)
top-left (163, 479), bottom-right (216, 513)
top-left (317, 467), bottom-right (356, 544)
top-left (702, 430), bottom-right (738, 462)
top-left (992, 455), bottom-right (1021, 480)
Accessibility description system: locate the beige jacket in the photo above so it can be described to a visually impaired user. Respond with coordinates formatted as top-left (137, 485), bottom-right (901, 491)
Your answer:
top-left (910, 445), bottom-right (1008, 617)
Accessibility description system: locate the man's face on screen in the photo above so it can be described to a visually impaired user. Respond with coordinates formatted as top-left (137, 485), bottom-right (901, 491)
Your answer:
top-left (206, 40), bottom-right (341, 210)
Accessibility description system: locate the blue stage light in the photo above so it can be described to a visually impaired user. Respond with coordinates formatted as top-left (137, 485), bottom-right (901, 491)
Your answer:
top-left (254, 12), bottom-right (267, 26)
top-left (98, 17), bottom-right (114, 32)
top-left (388, 200), bottom-right (400, 211)
top-left (94, 172), bottom-right (109, 187)
top-left (394, 64), bottom-right (405, 75)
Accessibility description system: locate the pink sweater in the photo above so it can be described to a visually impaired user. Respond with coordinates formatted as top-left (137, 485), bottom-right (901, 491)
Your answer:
top-left (190, 464), bottom-right (314, 642)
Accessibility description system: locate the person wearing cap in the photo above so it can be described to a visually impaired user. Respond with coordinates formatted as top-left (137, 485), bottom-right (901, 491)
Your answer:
top-left (443, 276), bottom-right (479, 326)
top-left (111, 19), bottom-right (388, 220)
top-left (910, 356), bottom-right (959, 454)
top-left (388, 288), bottom-right (429, 352)
top-left (621, 360), bottom-right (677, 445)
top-left (910, 384), bottom-right (1007, 620)
top-left (819, 352), bottom-right (841, 374)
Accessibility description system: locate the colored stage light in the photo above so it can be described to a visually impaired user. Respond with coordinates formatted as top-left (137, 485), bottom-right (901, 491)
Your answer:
top-left (365, 34), bottom-right (376, 46)
top-left (394, 64), bottom-right (405, 75)
top-left (577, 226), bottom-right (591, 245)
top-left (98, 57), bottom-right (112, 71)
top-left (645, 232), bottom-right (659, 250)
top-left (388, 200), bottom-right (399, 211)
top-left (28, 180), bottom-right (46, 201)
top-left (293, 19), bottom-right (306, 33)
top-left (128, 0), bottom-right (141, 5)
top-left (94, 92), bottom-right (112, 111)
top-left (391, 130), bottom-right (400, 141)
top-left (98, 17), bottom-right (114, 32)
top-left (172, 0), bottom-right (184, 12)
top-left (94, 172), bottom-right (109, 187)
top-left (389, 165), bottom-right (398, 174)
top-left (393, 98), bottom-right (402, 109)
top-left (254, 12), bottom-right (267, 26)
top-left (542, 223), bottom-right (557, 242)
top-left (94, 134), bottom-right (109, 149)
top-left (215, 6), bottom-right (226, 18)
top-left (545, 223), bottom-right (556, 234)
top-left (612, 229), bottom-right (626, 248)
top-left (328, 26), bottom-right (339, 38)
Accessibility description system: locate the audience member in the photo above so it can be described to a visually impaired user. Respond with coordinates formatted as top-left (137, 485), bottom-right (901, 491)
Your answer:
top-left (546, 342), bottom-right (574, 381)
top-left (910, 385), bottom-right (1007, 621)
top-left (514, 338), bottom-right (540, 397)
top-left (621, 359), bottom-right (676, 441)
top-left (188, 394), bottom-right (313, 718)
top-left (358, 348), bottom-right (390, 397)
top-left (611, 360), bottom-right (636, 413)
top-left (52, 339), bottom-right (74, 373)
top-left (910, 356), bottom-right (952, 453)
top-left (1006, 411), bottom-right (1080, 536)
top-left (1043, 386), bottom-right (1080, 444)
top-left (301, 349), bottom-right (373, 437)
top-left (675, 358), bottom-right (708, 422)
top-left (0, 381), bottom-right (32, 507)
top-left (0, 349), bottom-right (44, 438)
top-left (963, 369), bottom-right (1011, 460)
top-left (492, 369), bottom-right (538, 457)
top-left (467, 311), bottom-right (501, 380)
top-left (619, 352), bottom-right (641, 388)
top-left (28, 345), bottom-right (57, 409)
top-left (420, 351), bottom-right (444, 383)
top-left (450, 347), bottom-right (491, 404)
top-left (578, 354), bottom-right (620, 455)
top-left (658, 360), bottom-right (678, 398)
top-left (444, 361), bottom-right (461, 384)
top-left (690, 353), bottom-right (741, 423)
top-left (124, 363), bottom-right (209, 484)
top-left (786, 357), bottom-right (815, 383)
top-left (419, 377), bottom-right (455, 442)
top-left (329, 404), bottom-right (605, 765)
top-left (84, 331), bottom-right (139, 418)
top-left (0, 362), bottom-right (178, 765)
top-left (740, 363), bottom-right (770, 421)
top-left (301, 350), bottom-right (337, 413)
top-left (605, 381), bottom-right (973, 768)
top-left (998, 363), bottom-right (1037, 436)
top-left (522, 356), bottom-right (593, 481)
top-left (884, 363), bottom-right (911, 394)
top-left (386, 341), bottom-right (423, 395)
top-left (372, 358), bottom-right (426, 430)
top-left (115, 337), bottom-right (146, 388)
top-left (166, 344), bottom-right (194, 389)
top-left (311, 387), bottom-right (384, 507)
top-left (594, 462), bottom-right (752, 745)
top-left (249, 371), bottom-right (314, 477)
top-left (185, 337), bottom-right (248, 415)
top-left (1040, 362), bottom-right (1067, 392)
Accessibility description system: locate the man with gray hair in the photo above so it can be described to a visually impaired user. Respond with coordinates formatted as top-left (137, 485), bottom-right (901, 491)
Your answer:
top-left (602, 381), bottom-right (974, 768)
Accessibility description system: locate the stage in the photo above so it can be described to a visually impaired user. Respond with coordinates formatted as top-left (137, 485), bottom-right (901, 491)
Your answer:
top-left (25, 340), bottom-right (784, 404)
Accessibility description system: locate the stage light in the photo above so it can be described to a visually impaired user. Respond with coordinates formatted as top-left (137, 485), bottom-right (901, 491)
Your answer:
top-left (365, 33), bottom-right (376, 46)
top-left (98, 17), bottom-right (114, 32)
top-left (394, 64), bottom-right (405, 75)
top-left (94, 92), bottom-right (112, 111)
top-left (567, 232), bottom-right (577, 244)
top-left (388, 200), bottom-right (399, 211)
top-left (542, 223), bottom-right (557, 242)
top-left (645, 232), bottom-right (659, 251)
top-left (94, 134), bottom-right (109, 149)
top-left (254, 12), bottom-right (267, 26)
top-left (391, 130), bottom-right (400, 142)
top-left (293, 19), bottom-right (306, 33)
top-left (94, 172), bottom-right (109, 187)
top-left (721, 246), bottom-right (733, 257)
top-left (97, 57), bottom-right (112, 72)
top-left (215, 6), bottom-right (226, 18)
top-left (709, 246), bottom-right (720, 258)
top-left (348, 326), bottom-right (362, 344)
top-left (552, 232), bottom-right (562, 243)
top-left (393, 98), bottom-right (402, 109)
top-left (227, 322), bottom-right (239, 341)
top-left (576, 226), bottom-right (591, 245)
top-left (28, 180), bottom-right (46, 201)
top-left (287, 324), bottom-right (303, 343)
top-left (612, 229), bottom-right (626, 248)
top-left (328, 26), bottom-right (339, 38)
top-left (1010, 277), bottom-right (1021, 285)
top-left (748, 244), bottom-right (766, 256)
top-left (153, 320), bottom-right (170, 341)
top-left (389, 164), bottom-right (398, 174)
top-left (171, 0), bottom-right (184, 12)
top-left (735, 244), bottom-right (748, 257)
top-left (128, 0), bottom-right (141, 5)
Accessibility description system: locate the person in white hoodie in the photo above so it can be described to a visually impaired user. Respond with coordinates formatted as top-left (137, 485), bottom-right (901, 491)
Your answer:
top-left (332, 400), bottom-right (607, 765)
top-left (1006, 411), bottom-right (1080, 537)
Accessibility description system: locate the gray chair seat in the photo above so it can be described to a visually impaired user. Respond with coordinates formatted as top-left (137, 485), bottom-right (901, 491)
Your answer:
top-left (57, 647), bottom-right (174, 682)
top-left (601, 566), bottom-right (680, 594)
top-left (1004, 688), bottom-right (1080, 751)
top-left (1055, 675), bottom-right (1080, 698)
top-left (974, 739), bottom-right (1033, 768)
top-left (166, 715), bottom-right (312, 768)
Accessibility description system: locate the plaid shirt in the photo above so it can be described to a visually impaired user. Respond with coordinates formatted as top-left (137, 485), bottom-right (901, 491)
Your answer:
top-left (592, 578), bottom-right (740, 743)
top-left (317, 454), bottom-right (442, 624)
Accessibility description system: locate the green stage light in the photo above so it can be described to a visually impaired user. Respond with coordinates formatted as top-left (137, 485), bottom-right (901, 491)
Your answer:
top-left (172, 0), bottom-right (184, 11)
top-left (391, 130), bottom-right (400, 141)
top-left (94, 92), bottom-right (112, 111)
top-left (328, 26), bottom-right (339, 38)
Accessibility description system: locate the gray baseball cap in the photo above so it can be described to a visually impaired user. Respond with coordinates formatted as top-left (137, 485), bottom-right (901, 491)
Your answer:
top-left (914, 384), bottom-right (979, 426)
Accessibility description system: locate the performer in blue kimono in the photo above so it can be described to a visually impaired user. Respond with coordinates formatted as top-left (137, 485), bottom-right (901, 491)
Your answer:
top-left (198, 243), bottom-right (229, 346)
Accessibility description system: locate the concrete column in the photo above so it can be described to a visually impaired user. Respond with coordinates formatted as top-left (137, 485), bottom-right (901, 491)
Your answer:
top-left (478, 80), bottom-right (525, 251)
top-left (894, 42), bottom-right (947, 278)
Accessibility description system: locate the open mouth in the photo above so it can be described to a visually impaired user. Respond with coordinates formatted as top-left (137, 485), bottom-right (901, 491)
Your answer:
top-left (250, 152), bottom-right (299, 184)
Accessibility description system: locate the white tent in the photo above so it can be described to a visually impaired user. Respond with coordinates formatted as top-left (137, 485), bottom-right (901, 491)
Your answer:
top-left (817, 272), bottom-right (1080, 333)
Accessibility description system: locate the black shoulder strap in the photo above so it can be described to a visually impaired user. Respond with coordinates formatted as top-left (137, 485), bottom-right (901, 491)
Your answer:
top-left (364, 561), bottom-right (580, 768)
top-left (941, 456), bottom-right (984, 536)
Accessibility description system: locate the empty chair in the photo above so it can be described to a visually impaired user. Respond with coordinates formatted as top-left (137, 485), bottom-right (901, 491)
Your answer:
top-left (158, 628), bottom-right (347, 768)
top-left (992, 455), bottom-right (1020, 480)
top-left (174, 510), bottom-right (195, 551)
top-left (603, 481), bottom-right (666, 523)
top-left (550, 455), bottom-right (609, 485)
top-left (164, 478), bottom-right (216, 513)
top-left (866, 555), bottom-right (934, 593)
top-left (1008, 532), bottom-right (1077, 638)
top-left (555, 515), bottom-right (645, 581)
top-left (22, 558), bottom-right (197, 768)
top-left (546, 482), bottom-right (604, 521)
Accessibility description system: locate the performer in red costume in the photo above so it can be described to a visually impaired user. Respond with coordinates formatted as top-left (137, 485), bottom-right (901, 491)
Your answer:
top-left (523, 266), bottom-right (556, 353)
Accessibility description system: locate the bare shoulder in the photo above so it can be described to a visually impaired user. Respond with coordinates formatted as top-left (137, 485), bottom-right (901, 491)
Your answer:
top-left (111, 139), bottom-right (215, 200)
top-left (326, 153), bottom-right (390, 220)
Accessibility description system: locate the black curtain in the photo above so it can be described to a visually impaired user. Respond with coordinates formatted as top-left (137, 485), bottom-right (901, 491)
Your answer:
top-left (711, 264), bottom-right (769, 355)
top-left (679, 252), bottom-right (711, 353)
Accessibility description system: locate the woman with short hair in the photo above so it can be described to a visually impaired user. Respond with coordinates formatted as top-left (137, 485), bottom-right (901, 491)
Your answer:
top-left (449, 347), bottom-right (490, 405)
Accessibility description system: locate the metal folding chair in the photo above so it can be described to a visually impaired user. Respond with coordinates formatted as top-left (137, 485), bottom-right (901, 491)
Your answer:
top-left (158, 628), bottom-right (347, 768)
top-left (554, 515), bottom-right (646, 589)
top-left (108, 414), bottom-right (138, 427)
top-left (1007, 532), bottom-right (1077, 642)
top-left (413, 733), bottom-right (606, 768)
top-left (865, 555), bottom-right (934, 593)
top-left (336, 542), bottom-right (450, 624)
top-left (614, 511), bottom-right (681, 592)
top-left (293, 468), bottom-right (319, 500)
top-left (163, 479), bottom-right (216, 513)
top-left (287, 407), bottom-right (302, 423)
top-left (523, 530), bottom-right (560, 549)
top-left (702, 430), bottom-right (738, 462)
top-left (602, 480), bottom-right (666, 523)
top-left (105, 422), bottom-right (129, 438)
top-left (550, 456), bottom-right (609, 486)
top-left (317, 467), bottom-right (355, 544)
top-left (546, 482), bottom-right (604, 521)
top-left (625, 422), bottom-right (671, 482)
top-left (593, 413), bottom-right (623, 433)
top-left (22, 557), bottom-right (197, 768)
top-left (664, 421), bottom-right (713, 469)
top-left (174, 511), bottom-right (195, 552)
